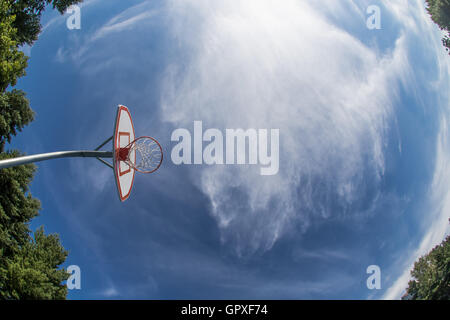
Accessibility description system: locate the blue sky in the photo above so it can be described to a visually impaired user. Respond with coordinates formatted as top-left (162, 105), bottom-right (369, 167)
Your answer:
top-left (9, 0), bottom-right (450, 299)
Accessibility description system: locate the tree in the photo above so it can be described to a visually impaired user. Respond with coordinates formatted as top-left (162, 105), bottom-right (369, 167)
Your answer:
top-left (0, 0), bottom-right (80, 299)
top-left (0, 2), bottom-right (28, 92)
top-left (425, 0), bottom-right (450, 54)
top-left (443, 34), bottom-right (450, 52)
top-left (405, 236), bottom-right (450, 300)
top-left (1, 226), bottom-right (68, 299)
top-left (0, 151), bottom-right (69, 299)
top-left (8, 0), bottom-right (83, 46)
top-left (0, 90), bottom-right (34, 152)
top-left (0, 152), bottom-right (69, 299)
top-left (0, 1), bottom-right (33, 152)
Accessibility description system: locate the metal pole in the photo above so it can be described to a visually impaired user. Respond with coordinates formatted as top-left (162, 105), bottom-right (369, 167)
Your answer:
top-left (0, 150), bottom-right (113, 170)
top-left (96, 157), bottom-right (114, 169)
top-left (95, 136), bottom-right (113, 151)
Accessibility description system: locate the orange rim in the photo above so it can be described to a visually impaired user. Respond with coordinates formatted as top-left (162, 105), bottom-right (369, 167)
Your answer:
top-left (124, 136), bottom-right (163, 174)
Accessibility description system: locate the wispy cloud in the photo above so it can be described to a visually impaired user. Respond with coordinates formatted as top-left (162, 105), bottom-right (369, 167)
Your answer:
top-left (292, 248), bottom-right (352, 262)
top-left (31, 0), bottom-right (450, 299)
top-left (54, 1), bottom-right (158, 67)
top-left (41, 0), bottom-right (103, 33)
top-left (101, 286), bottom-right (119, 298)
top-left (383, 117), bottom-right (450, 300)
top-left (90, 8), bottom-right (157, 43)
top-left (160, 0), bottom-right (413, 255)
top-left (380, 0), bottom-right (450, 299)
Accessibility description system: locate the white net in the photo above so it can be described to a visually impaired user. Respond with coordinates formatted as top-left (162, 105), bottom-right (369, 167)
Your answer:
top-left (126, 137), bottom-right (163, 173)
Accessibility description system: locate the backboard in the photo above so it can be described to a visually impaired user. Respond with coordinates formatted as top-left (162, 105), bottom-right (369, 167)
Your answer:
top-left (113, 105), bottom-right (135, 202)
top-left (0, 103), bottom-right (162, 202)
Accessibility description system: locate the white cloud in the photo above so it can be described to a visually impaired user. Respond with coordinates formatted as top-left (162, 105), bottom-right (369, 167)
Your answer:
top-left (90, 8), bottom-right (157, 43)
top-left (42, 0), bottom-right (103, 33)
top-left (54, 1), bottom-right (158, 67)
top-left (101, 286), bottom-right (119, 298)
top-left (52, 0), bottom-right (448, 261)
top-left (292, 248), bottom-right (352, 262)
top-left (383, 116), bottom-right (450, 300)
top-left (38, 0), bottom-right (450, 298)
top-left (380, 0), bottom-right (450, 299)
top-left (160, 0), bottom-right (413, 255)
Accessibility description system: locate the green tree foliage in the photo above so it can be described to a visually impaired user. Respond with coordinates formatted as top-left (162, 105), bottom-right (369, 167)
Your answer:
top-left (0, 151), bottom-right (40, 253)
top-left (0, 1), bottom-right (32, 153)
top-left (443, 34), bottom-right (450, 51)
top-left (8, 0), bottom-right (83, 46)
top-left (425, 0), bottom-right (450, 54)
top-left (0, 90), bottom-right (34, 152)
top-left (406, 236), bottom-right (450, 300)
top-left (0, 152), bottom-right (69, 299)
top-left (1, 227), bottom-right (68, 299)
top-left (0, 2), bottom-right (28, 92)
top-left (0, 0), bottom-right (73, 300)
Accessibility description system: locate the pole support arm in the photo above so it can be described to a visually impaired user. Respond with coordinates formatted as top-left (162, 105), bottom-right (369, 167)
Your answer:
top-left (0, 150), bottom-right (113, 170)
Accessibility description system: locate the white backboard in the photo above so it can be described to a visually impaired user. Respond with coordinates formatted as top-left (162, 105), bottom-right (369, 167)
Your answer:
top-left (113, 105), bottom-right (135, 201)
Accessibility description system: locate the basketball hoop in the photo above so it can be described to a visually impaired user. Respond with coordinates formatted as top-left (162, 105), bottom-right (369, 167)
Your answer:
top-left (0, 105), bottom-right (163, 202)
top-left (117, 136), bottom-right (163, 174)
